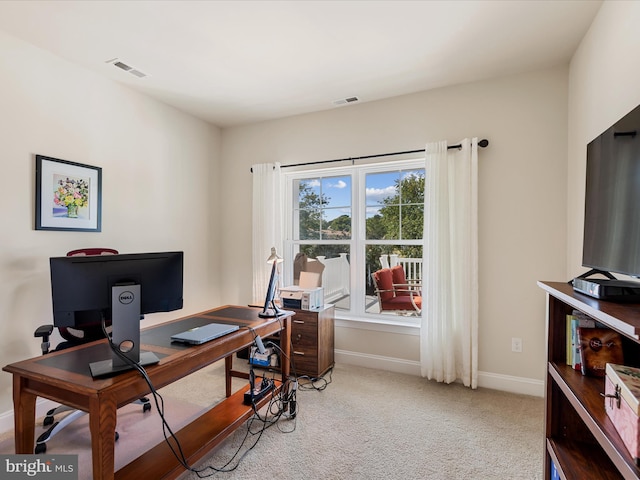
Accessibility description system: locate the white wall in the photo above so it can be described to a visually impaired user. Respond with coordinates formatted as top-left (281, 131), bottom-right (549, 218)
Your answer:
top-left (6, 0), bottom-right (629, 419)
top-left (220, 66), bottom-right (570, 394)
top-left (0, 30), bottom-right (222, 415)
top-left (567, 1), bottom-right (640, 277)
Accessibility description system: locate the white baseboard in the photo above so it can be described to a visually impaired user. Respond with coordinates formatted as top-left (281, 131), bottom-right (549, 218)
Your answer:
top-left (335, 349), bottom-right (544, 397)
top-left (0, 398), bottom-right (59, 438)
top-left (477, 370), bottom-right (544, 397)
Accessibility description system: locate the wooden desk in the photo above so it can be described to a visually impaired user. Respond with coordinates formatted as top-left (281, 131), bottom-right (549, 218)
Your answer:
top-left (3, 305), bottom-right (292, 480)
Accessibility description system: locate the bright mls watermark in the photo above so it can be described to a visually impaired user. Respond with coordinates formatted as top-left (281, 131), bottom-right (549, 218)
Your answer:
top-left (0, 455), bottom-right (77, 479)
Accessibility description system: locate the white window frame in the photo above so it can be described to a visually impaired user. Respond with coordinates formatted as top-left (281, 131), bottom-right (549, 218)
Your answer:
top-left (283, 157), bottom-right (425, 327)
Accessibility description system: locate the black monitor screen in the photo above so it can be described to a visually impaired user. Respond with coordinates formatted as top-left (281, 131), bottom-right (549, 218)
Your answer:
top-left (259, 260), bottom-right (286, 318)
top-left (50, 251), bottom-right (184, 328)
top-left (262, 261), bottom-right (278, 313)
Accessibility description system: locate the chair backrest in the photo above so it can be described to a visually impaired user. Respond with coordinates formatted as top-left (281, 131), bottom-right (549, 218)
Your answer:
top-left (67, 248), bottom-right (118, 256)
top-left (372, 268), bottom-right (395, 302)
top-left (56, 248), bottom-right (119, 347)
top-left (391, 265), bottom-right (409, 296)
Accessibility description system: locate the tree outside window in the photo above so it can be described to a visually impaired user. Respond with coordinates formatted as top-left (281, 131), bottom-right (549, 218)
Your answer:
top-left (288, 162), bottom-right (425, 320)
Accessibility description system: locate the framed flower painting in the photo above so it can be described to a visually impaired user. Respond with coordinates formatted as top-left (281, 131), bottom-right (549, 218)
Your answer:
top-left (35, 155), bottom-right (102, 232)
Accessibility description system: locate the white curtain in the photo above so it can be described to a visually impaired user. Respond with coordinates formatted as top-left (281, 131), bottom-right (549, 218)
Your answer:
top-left (420, 138), bottom-right (479, 388)
top-left (251, 163), bottom-right (284, 305)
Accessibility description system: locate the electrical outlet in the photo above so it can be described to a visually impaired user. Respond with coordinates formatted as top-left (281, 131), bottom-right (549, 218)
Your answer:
top-left (512, 337), bottom-right (523, 353)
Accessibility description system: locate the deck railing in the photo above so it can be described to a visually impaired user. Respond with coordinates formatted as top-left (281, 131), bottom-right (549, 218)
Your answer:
top-left (379, 254), bottom-right (423, 281)
top-left (316, 253), bottom-right (350, 303)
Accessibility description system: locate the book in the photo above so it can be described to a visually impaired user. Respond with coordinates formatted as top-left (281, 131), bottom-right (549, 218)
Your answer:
top-left (577, 327), bottom-right (624, 377)
top-left (566, 314), bottom-right (572, 365)
top-left (569, 311), bottom-right (596, 371)
top-left (606, 363), bottom-right (640, 415)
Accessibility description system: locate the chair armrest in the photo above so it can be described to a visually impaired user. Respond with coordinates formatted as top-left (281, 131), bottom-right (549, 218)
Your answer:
top-left (394, 288), bottom-right (421, 295)
top-left (34, 325), bottom-right (54, 355)
top-left (34, 325), bottom-right (54, 338)
top-left (374, 288), bottom-right (396, 294)
top-left (393, 283), bottom-right (422, 289)
top-left (394, 284), bottom-right (423, 301)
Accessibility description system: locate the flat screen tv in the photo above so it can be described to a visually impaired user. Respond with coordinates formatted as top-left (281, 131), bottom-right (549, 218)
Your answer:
top-left (49, 251), bottom-right (184, 376)
top-left (578, 104), bottom-right (640, 298)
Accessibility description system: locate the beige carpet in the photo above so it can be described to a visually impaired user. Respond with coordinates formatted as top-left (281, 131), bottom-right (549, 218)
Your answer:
top-left (0, 362), bottom-right (545, 480)
top-left (176, 364), bottom-right (545, 480)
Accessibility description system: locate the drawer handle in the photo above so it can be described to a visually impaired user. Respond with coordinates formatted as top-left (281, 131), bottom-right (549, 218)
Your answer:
top-left (293, 351), bottom-right (305, 356)
top-left (293, 320), bottom-right (305, 324)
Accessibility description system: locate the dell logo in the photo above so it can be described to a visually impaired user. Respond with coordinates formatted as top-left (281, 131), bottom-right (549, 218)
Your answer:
top-left (119, 291), bottom-right (135, 304)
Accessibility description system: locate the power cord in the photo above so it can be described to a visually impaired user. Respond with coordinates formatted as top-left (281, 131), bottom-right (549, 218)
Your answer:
top-left (297, 367), bottom-right (334, 392)
top-left (101, 319), bottom-right (297, 477)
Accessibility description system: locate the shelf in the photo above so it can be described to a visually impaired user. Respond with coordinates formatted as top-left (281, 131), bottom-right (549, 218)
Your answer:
top-left (548, 438), bottom-right (622, 480)
top-left (538, 282), bottom-right (640, 340)
top-left (549, 363), bottom-right (640, 478)
top-left (116, 381), bottom-right (282, 480)
top-left (542, 281), bottom-right (640, 480)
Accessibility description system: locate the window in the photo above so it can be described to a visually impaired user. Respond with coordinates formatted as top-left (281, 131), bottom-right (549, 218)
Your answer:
top-left (285, 159), bottom-right (425, 323)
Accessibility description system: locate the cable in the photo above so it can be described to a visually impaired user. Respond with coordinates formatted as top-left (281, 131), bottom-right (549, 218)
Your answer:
top-left (100, 318), bottom-right (296, 477)
top-left (262, 318), bottom-right (333, 392)
top-left (297, 367), bottom-right (334, 392)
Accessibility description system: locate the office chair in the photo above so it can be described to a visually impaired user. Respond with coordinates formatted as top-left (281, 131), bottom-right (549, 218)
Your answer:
top-left (33, 248), bottom-right (151, 454)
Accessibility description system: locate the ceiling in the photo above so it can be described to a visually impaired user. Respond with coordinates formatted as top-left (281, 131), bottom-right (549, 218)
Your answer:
top-left (0, 0), bottom-right (602, 128)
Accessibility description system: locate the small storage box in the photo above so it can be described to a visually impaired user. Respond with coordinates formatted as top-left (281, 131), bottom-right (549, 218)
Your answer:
top-left (604, 363), bottom-right (640, 463)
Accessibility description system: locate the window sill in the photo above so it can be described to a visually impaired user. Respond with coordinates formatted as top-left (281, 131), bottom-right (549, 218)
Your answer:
top-left (334, 314), bottom-right (420, 336)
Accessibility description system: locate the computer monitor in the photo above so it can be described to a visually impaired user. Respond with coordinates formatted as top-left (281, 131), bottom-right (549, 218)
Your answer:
top-left (49, 251), bottom-right (184, 377)
top-left (259, 260), bottom-right (286, 318)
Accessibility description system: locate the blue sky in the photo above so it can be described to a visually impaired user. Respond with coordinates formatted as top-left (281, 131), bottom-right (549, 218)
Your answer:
top-left (300, 170), bottom-right (423, 221)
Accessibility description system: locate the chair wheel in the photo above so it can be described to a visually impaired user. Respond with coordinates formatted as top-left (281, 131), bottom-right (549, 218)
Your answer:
top-left (115, 432), bottom-right (119, 442)
top-left (43, 416), bottom-right (54, 426)
top-left (143, 403), bottom-right (151, 413)
top-left (35, 443), bottom-right (46, 454)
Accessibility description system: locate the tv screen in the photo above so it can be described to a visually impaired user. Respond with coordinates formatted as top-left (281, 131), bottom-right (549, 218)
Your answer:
top-left (583, 104), bottom-right (640, 278)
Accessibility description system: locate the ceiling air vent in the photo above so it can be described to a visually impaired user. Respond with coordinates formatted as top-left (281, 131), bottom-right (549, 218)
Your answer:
top-left (113, 61), bottom-right (132, 71)
top-left (105, 58), bottom-right (148, 78)
top-left (129, 69), bottom-right (147, 78)
top-left (332, 96), bottom-right (360, 106)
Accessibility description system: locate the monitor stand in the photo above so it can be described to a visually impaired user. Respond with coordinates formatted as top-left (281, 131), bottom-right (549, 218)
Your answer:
top-left (89, 284), bottom-right (159, 378)
top-left (258, 301), bottom-right (288, 318)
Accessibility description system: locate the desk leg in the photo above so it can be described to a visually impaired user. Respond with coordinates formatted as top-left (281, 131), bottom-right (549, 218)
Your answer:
top-left (225, 355), bottom-right (233, 397)
top-left (89, 395), bottom-right (117, 480)
top-left (12, 375), bottom-right (36, 454)
top-left (280, 316), bottom-right (291, 382)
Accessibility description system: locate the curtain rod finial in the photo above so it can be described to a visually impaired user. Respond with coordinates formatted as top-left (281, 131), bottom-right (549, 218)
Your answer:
top-left (478, 139), bottom-right (489, 148)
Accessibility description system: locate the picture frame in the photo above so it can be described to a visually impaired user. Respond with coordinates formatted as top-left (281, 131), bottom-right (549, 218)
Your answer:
top-left (35, 154), bottom-right (102, 232)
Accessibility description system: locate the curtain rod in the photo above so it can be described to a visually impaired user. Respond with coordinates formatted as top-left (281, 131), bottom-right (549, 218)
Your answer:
top-left (250, 138), bottom-right (489, 172)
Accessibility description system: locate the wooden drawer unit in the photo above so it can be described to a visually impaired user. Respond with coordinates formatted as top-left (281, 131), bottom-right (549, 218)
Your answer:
top-left (290, 304), bottom-right (334, 378)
